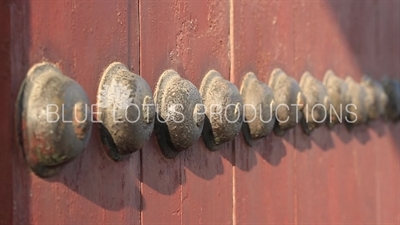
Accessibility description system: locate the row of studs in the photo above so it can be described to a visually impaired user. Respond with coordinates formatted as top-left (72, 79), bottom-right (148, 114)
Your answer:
top-left (18, 62), bottom-right (400, 177)
top-left (96, 62), bottom-right (400, 160)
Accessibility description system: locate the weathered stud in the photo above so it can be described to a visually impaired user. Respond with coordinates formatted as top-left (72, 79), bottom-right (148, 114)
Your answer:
top-left (299, 72), bottom-right (331, 135)
top-left (344, 77), bottom-right (367, 128)
top-left (268, 68), bottom-right (305, 136)
top-left (200, 70), bottom-right (243, 151)
top-left (361, 75), bottom-right (388, 121)
top-left (240, 72), bottom-right (275, 146)
top-left (97, 62), bottom-right (155, 161)
top-left (322, 70), bottom-right (350, 128)
top-left (16, 62), bottom-right (92, 178)
top-left (381, 77), bottom-right (400, 122)
top-left (154, 70), bottom-right (204, 158)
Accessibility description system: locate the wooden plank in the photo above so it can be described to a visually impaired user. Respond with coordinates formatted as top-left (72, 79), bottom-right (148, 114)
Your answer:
top-left (231, 1), bottom-right (296, 223)
top-left (375, 1), bottom-right (400, 223)
top-left (293, 0), bottom-right (399, 224)
top-left (11, 0), bottom-right (141, 223)
top-left (292, 0), bottom-right (360, 223)
top-left (0, 0), bottom-right (12, 223)
top-left (139, 0), bottom-right (232, 224)
top-left (7, 0), bottom-right (400, 224)
top-left (292, 0), bottom-right (367, 223)
top-left (10, 0), bottom-right (31, 223)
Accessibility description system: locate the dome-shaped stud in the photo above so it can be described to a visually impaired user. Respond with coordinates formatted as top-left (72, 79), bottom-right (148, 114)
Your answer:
top-left (154, 70), bottom-right (204, 158)
top-left (200, 70), bottom-right (243, 151)
top-left (299, 71), bottom-right (331, 135)
top-left (16, 62), bottom-right (92, 178)
top-left (381, 77), bottom-right (400, 122)
top-left (344, 77), bottom-right (368, 128)
top-left (361, 75), bottom-right (388, 121)
top-left (268, 68), bottom-right (305, 136)
top-left (240, 72), bottom-right (275, 146)
top-left (97, 62), bottom-right (155, 161)
top-left (323, 70), bottom-right (350, 128)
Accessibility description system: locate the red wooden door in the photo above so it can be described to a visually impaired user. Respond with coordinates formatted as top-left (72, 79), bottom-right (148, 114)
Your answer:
top-left (1, 0), bottom-right (399, 224)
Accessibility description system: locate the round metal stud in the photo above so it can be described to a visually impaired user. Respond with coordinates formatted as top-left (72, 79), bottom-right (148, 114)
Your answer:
top-left (323, 70), bottom-right (350, 128)
top-left (299, 71), bottom-right (331, 135)
top-left (16, 62), bottom-right (92, 178)
top-left (268, 68), bottom-right (305, 136)
top-left (154, 70), bottom-right (204, 158)
top-left (381, 77), bottom-right (400, 122)
top-left (97, 62), bottom-right (155, 161)
top-left (344, 77), bottom-right (367, 128)
top-left (240, 72), bottom-right (275, 146)
top-left (361, 75), bottom-right (388, 121)
top-left (200, 70), bottom-right (243, 151)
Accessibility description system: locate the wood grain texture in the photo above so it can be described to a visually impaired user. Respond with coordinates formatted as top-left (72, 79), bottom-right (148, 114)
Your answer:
top-left (11, 0), bottom-right (141, 223)
top-left (293, 0), bottom-right (399, 224)
top-left (139, 0), bottom-right (232, 224)
top-left (231, 0), bottom-right (296, 224)
top-left (5, 0), bottom-right (400, 224)
top-left (0, 0), bottom-right (12, 223)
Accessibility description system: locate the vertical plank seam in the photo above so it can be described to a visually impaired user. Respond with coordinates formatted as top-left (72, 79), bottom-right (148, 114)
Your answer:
top-left (127, 0), bottom-right (131, 70)
top-left (374, 4), bottom-right (381, 225)
top-left (137, 0), bottom-right (143, 224)
top-left (292, 3), bottom-right (298, 224)
top-left (229, 0), bottom-right (236, 225)
top-left (180, 151), bottom-right (184, 225)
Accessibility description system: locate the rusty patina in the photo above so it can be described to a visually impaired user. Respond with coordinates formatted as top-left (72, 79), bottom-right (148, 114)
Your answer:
top-left (299, 71), bottom-right (331, 135)
top-left (16, 62), bottom-right (92, 177)
top-left (97, 62), bottom-right (155, 161)
top-left (200, 70), bottom-right (243, 151)
top-left (240, 72), bottom-right (275, 146)
top-left (323, 70), bottom-right (350, 128)
top-left (268, 68), bottom-right (305, 136)
top-left (154, 69), bottom-right (204, 158)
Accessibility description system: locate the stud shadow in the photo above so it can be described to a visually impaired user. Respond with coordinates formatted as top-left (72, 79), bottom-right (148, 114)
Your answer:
top-left (179, 115), bottom-right (225, 180)
top-left (230, 122), bottom-right (287, 169)
top-left (183, 137), bottom-right (225, 181)
top-left (45, 127), bottom-right (145, 211)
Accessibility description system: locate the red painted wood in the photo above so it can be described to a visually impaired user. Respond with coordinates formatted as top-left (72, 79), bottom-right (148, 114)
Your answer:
top-left (4, 0), bottom-right (400, 224)
top-left (292, 1), bottom-right (399, 224)
top-left (10, 0), bottom-right (141, 223)
top-left (139, 0), bottom-right (232, 223)
top-left (374, 1), bottom-right (400, 223)
top-left (0, 0), bottom-right (12, 224)
top-left (231, 1), bottom-right (296, 224)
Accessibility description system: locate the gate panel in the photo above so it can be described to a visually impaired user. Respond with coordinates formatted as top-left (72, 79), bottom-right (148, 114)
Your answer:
top-left (139, 0), bottom-right (233, 223)
top-left (232, 1), bottom-right (295, 223)
top-left (292, 1), bottom-right (365, 223)
top-left (5, 0), bottom-right (400, 224)
top-left (0, 0), bottom-right (12, 223)
top-left (375, 1), bottom-right (400, 223)
top-left (11, 0), bottom-right (141, 223)
top-left (293, 1), bottom-right (399, 224)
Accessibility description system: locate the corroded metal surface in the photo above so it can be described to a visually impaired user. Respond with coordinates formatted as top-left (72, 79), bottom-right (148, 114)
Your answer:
top-left (268, 68), bottom-right (305, 136)
top-left (299, 71), bottom-right (331, 135)
top-left (97, 62), bottom-right (155, 161)
top-left (344, 77), bottom-right (368, 127)
top-left (240, 72), bottom-right (275, 146)
top-left (154, 70), bottom-right (204, 158)
top-left (17, 62), bottom-right (92, 177)
top-left (323, 70), bottom-right (350, 128)
top-left (381, 78), bottom-right (400, 121)
top-left (361, 75), bottom-right (388, 121)
top-left (200, 70), bottom-right (243, 151)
